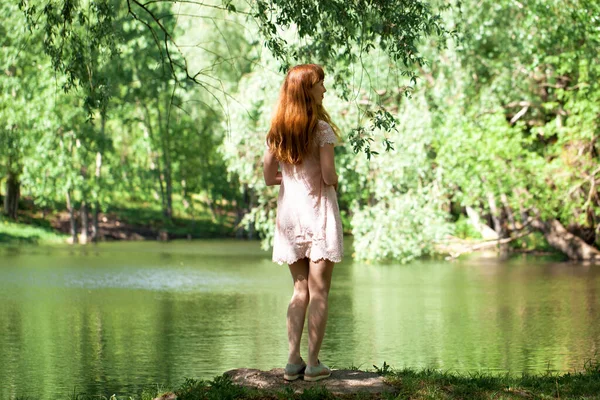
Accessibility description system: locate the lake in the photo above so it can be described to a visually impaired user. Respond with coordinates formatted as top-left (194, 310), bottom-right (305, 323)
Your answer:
top-left (0, 240), bottom-right (599, 399)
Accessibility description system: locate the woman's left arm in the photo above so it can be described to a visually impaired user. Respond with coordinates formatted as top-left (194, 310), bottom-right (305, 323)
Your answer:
top-left (263, 148), bottom-right (282, 186)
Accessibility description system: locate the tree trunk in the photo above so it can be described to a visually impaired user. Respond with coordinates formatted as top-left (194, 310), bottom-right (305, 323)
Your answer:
top-left (141, 103), bottom-right (167, 218)
top-left (236, 184), bottom-right (251, 239)
top-left (3, 171), bottom-right (19, 220)
top-left (487, 192), bottom-right (510, 258)
top-left (206, 195), bottom-right (218, 222)
top-left (80, 201), bottom-right (89, 244)
top-left (92, 202), bottom-right (100, 242)
top-left (531, 217), bottom-right (600, 261)
top-left (487, 193), bottom-right (502, 234)
top-left (500, 193), bottom-right (517, 232)
top-left (247, 190), bottom-right (256, 240)
top-left (157, 100), bottom-right (173, 221)
top-left (165, 166), bottom-right (173, 220)
top-left (235, 203), bottom-right (245, 239)
top-left (91, 115), bottom-right (105, 243)
top-left (466, 206), bottom-right (498, 240)
top-left (66, 190), bottom-right (78, 244)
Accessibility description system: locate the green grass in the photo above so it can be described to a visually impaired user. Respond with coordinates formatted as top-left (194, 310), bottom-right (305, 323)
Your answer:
top-left (44, 360), bottom-right (600, 400)
top-left (382, 362), bottom-right (600, 399)
top-left (0, 194), bottom-right (239, 244)
top-left (105, 203), bottom-right (235, 239)
top-left (0, 215), bottom-right (67, 244)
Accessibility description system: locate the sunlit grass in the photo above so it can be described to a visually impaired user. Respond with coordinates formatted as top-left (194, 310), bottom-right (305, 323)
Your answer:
top-left (0, 215), bottom-right (66, 244)
top-left (0, 192), bottom-right (238, 244)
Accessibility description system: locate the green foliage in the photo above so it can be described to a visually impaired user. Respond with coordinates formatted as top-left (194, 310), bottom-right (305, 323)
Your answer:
top-left (16, 0), bottom-right (449, 159)
top-left (176, 375), bottom-right (254, 400)
top-left (347, 90), bottom-right (453, 263)
top-left (2, 0), bottom-right (249, 230)
top-left (3, 0), bottom-right (600, 262)
top-left (383, 359), bottom-right (600, 400)
top-left (510, 231), bottom-right (555, 254)
top-left (218, 62), bottom-right (282, 244)
top-left (138, 384), bottom-right (169, 400)
top-left (0, 1), bottom-right (52, 179)
top-left (453, 216), bottom-right (483, 240)
top-left (48, 359), bottom-right (600, 399)
top-left (18, 0), bottom-right (121, 115)
top-left (221, 49), bottom-right (454, 261)
top-left (348, 110), bottom-right (396, 160)
top-left (0, 215), bottom-right (66, 244)
top-left (253, 0), bottom-right (447, 76)
top-left (426, 0), bottom-right (600, 245)
top-left (373, 361), bottom-right (393, 376)
top-left (296, 386), bottom-right (335, 400)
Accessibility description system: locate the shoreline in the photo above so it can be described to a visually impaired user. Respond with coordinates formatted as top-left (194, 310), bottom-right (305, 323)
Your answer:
top-left (1, 217), bottom-right (565, 263)
top-left (0, 208), bottom-right (237, 245)
top-left (1, 209), bottom-right (565, 261)
top-left (16, 362), bottom-right (599, 400)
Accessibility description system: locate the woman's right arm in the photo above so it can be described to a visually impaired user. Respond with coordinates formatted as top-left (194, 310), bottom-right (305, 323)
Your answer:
top-left (319, 143), bottom-right (338, 188)
top-left (263, 147), bottom-right (282, 186)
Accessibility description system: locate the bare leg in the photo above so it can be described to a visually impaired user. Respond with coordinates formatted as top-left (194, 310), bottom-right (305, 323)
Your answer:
top-left (287, 258), bottom-right (309, 365)
top-left (307, 259), bottom-right (334, 367)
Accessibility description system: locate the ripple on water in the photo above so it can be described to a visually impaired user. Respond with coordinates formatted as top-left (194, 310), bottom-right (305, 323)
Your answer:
top-left (64, 268), bottom-right (248, 292)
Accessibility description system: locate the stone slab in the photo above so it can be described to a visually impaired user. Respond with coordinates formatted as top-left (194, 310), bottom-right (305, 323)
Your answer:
top-left (224, 368), bottom-right (394, 395)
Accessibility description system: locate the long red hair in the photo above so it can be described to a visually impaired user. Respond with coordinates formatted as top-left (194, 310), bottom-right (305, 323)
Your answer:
top-left (267, 64), bottom-right (339, 164)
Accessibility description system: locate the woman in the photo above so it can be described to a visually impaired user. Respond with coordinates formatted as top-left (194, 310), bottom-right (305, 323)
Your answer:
top-left (263, 64), bottom-right (343, 382)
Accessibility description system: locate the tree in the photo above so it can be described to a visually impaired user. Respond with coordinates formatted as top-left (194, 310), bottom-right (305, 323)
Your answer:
top-left (18, 0), bottom-right (448, 153)
top-left (0, 1), bottom-right (54, 220)
top-left (421, 0), bottom-right (600, 260)
top-left (222, 0), bottom-right (600, 262)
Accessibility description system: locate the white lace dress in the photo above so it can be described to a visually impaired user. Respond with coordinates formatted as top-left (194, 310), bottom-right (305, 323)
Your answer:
top-left (272, 120), bottom-right (344, 265)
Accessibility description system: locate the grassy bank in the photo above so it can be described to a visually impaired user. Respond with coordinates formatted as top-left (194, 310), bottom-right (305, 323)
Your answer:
top-left (0, 195), bottom-right (237, 244)
top-left (0, 215), bottom-right (67, 244)
top-left (52, 361), bottom-right (600, 400)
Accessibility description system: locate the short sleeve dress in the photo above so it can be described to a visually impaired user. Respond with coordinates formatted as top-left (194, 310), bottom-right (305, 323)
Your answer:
top-left (272, 120), bottom-right (344, 265)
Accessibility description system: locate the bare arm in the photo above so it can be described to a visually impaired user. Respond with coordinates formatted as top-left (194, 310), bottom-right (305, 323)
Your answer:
top-left (263, 147), bottom-right (282, 186)
top-left (319, 143), bottom-right (338, 187)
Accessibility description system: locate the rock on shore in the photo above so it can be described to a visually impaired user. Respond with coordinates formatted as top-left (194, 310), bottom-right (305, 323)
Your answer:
top-left (224, 368), bottom-right (394, 395)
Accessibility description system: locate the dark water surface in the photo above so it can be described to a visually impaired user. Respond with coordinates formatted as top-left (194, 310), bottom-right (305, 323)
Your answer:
top-left (1, 241), bottom-right (599, 399)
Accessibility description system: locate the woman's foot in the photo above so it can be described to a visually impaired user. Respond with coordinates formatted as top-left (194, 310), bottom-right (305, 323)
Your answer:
top-left (304, 361), bottom-right (331, 382)
top-left (284, 358), bottom-right (307, 381)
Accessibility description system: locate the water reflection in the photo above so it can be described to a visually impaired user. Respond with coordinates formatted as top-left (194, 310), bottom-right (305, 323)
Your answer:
top-left (0, 242), bottom-right (599, 399)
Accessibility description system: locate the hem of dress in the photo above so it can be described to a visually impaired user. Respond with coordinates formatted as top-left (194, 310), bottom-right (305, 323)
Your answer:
top-left (273, 254), bottom-right (342, 266)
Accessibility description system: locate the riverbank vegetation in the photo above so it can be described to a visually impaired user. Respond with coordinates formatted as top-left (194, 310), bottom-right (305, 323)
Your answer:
top-left (53, 360), bottom-right (600, 399)
top-left (2, 0), bottom-right (599, 263)
top-left (0, 214), bottom-right (66, 244)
